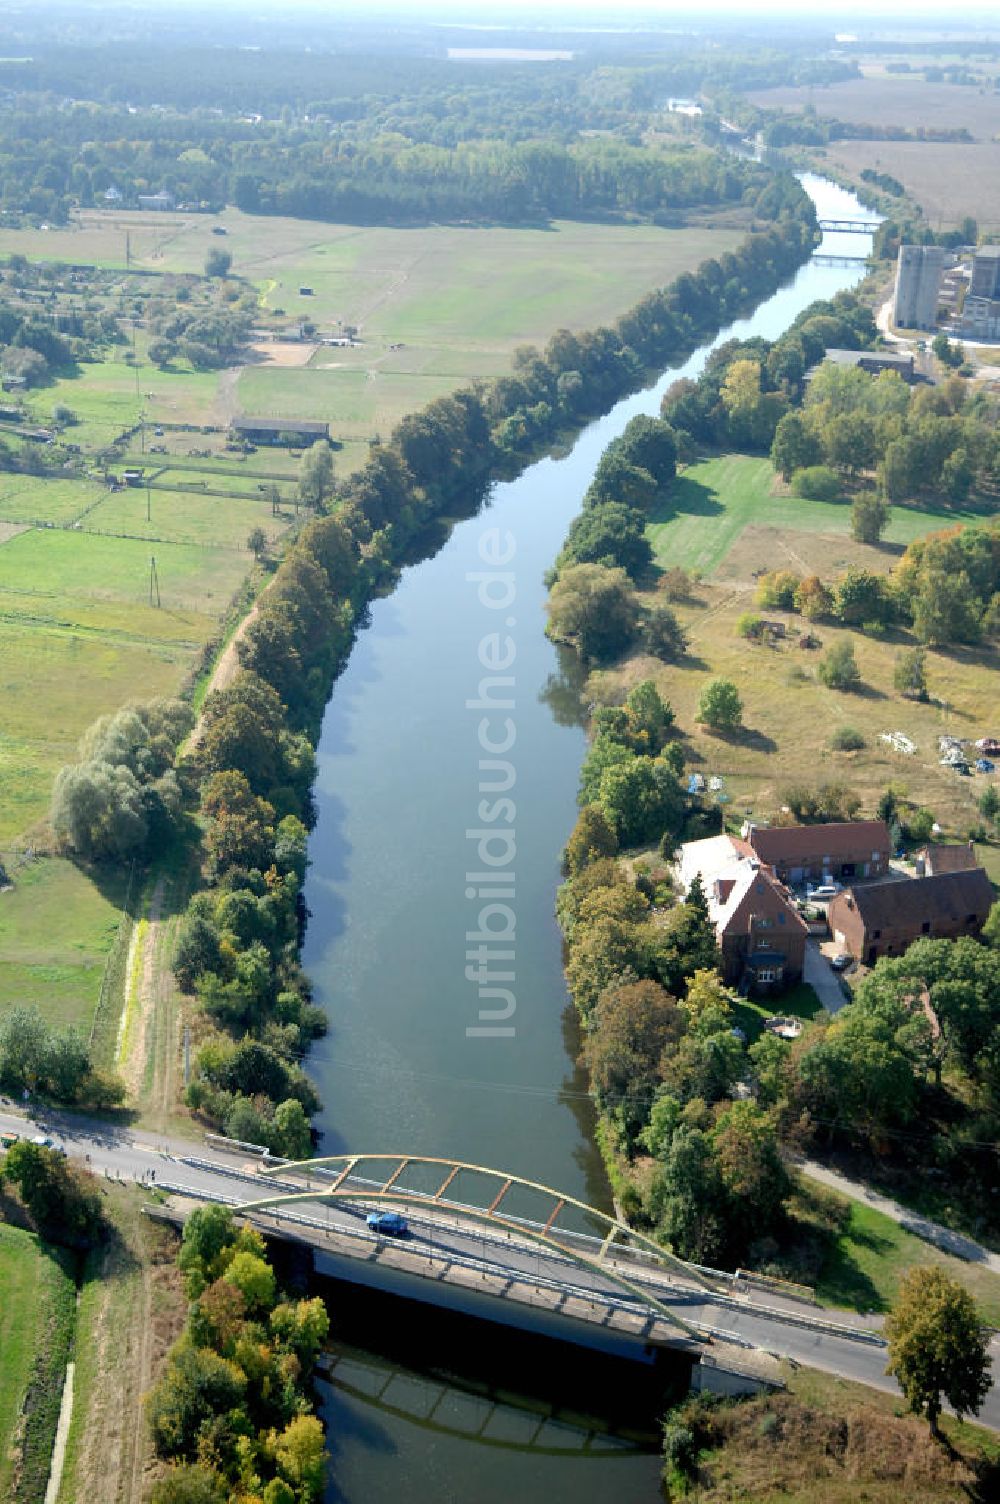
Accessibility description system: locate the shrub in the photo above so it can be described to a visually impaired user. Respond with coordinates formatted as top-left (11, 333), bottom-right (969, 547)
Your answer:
top-left (791, 464), bottom-right (841, 503)
top-left (829, 726), bottom-right (865, 751)
top-left (755, 570), bottom-right (800, 610)
top-left (662, 1420), bottom-right (697, 1478)
top-left (737, 612), bottom-right (762, 639)
top-left (661, 566), bottom-right (694, 602)
top-left (696, 678), bottom-right (743, 732)
top-left (818, 639), bottom-right (861, 691)
top-left (905, 807), bottom-right (935, 844)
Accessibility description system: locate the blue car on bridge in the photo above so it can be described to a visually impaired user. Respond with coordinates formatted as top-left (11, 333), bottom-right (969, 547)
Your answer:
top-left (367, 1210), bottom-right (408, 1236)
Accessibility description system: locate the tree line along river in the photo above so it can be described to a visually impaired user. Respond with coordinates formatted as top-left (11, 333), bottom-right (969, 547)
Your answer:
top-left (302, 174), bottom-right (877, 1502)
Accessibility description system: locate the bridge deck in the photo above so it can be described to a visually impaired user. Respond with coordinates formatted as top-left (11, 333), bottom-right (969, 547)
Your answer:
top-left (147, 1196), bottom-right (708, 1358)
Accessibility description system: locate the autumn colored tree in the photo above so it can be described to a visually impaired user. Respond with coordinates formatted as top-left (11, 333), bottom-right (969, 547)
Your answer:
top-left (886, 1267), bottom-right (991, 1433)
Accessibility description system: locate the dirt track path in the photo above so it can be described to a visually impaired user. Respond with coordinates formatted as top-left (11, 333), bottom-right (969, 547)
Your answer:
top-left (185, 599), bottom-right (261, 752)
top-left (121, 879), bottom-right (165, 1099)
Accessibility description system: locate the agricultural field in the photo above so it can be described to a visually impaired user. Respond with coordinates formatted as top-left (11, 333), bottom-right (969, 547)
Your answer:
top-left (0, 209), bottom-right (746, 453)
top-left (0, 857), bottom-right (129, 1032)
top-left (0, 527), bottom-right (247, 617)
top-left (0, 476), bottom-right (101, 525)
top-left (747, 76), bottom-right (1000, 139)
top-left (613, 455), bottom-right (1000, 835)
top-left (83, 487), bottom-right (288, 550)
top-left (824, 139), bottom-right (1000, 231)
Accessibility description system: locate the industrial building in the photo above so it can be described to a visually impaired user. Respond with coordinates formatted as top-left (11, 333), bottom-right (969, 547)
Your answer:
top-left (960, 245), bottom-right (1000, 340)
top-left (892, 245), bottom-right (946, 330)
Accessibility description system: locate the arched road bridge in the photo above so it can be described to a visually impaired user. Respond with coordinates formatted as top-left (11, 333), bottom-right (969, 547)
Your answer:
top-left (246, 1151), bottom-right (724, 1341)
top-left (2, 1106), bottom-right (998, 1422)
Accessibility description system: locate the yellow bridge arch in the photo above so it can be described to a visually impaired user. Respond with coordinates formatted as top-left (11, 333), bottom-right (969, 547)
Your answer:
top-left (241, 1152), bottom-right (726, 1343)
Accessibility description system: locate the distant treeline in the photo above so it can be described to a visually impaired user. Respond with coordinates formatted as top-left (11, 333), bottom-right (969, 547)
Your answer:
top-left (0, 43), bottom-right (857, 119)
top-left (2, 97), bottom-right (807, 228)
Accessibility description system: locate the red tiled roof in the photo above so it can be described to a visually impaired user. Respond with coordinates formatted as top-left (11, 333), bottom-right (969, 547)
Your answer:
top-left (831, 869), bottom-right (993, 930)
top-left (921, 843), bottom-right (978, 875)
top-left (747, 820), bottom-right (890, 863)
top-left (720, 868), bottom-right (808, 939)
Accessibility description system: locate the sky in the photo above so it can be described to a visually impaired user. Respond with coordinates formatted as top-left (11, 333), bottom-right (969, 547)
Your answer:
top-left (291, 0), bottom-right (1000, 16)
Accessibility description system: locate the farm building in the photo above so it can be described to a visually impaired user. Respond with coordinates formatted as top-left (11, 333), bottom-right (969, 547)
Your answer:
top-left (231, 417), bottom-right (329, 447)
top-left (742, 820), bottom-right (891, 886)
top-left (828, 868), bottom-right (994, 966)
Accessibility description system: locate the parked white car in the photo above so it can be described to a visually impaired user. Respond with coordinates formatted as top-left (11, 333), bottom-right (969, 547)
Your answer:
top-left (807, 882), bottom-right (841, 900)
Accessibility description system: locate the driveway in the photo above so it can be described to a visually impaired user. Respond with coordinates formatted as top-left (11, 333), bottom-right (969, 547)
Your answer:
top-left (804, 938), bottom-right (849, 1014)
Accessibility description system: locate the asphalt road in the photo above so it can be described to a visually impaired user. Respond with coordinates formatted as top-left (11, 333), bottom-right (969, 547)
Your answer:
top-left (2, 1103), bottom-right (998, 1428)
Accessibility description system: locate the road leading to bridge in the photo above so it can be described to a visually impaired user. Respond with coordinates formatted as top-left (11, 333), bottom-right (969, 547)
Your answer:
top-left (2, 1104), bottom-right (998, 1429)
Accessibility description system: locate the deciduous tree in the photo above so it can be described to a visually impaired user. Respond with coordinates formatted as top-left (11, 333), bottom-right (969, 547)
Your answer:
top-left (886, 1266), bottom-right (990, 1432)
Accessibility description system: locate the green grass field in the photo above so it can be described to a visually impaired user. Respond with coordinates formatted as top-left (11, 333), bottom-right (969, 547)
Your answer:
top-left (26, 351), bottom-right (222, 451)
top-left (0, 606), bottom-right (214, 844)
top-left (0, 1223), bottom-right (48, 1495)
top-left (647, 454), bottom-right (983, 576)
top-left (810, 1190), bottom-right (1000, 1325)
top-left (588, 453), bottom-right (1000, 839)
top-left (0, 1219), bottom-right (76, 1503)
top-left (237, 363), bottom-right (460, 438)
top-left (83, 488), bottom-right (287, 550)
top-left (0, 857), bottom-right (130, 1030)
top-left (0, 521), bottom-right (242, 837)
top-left (0, 528), bottom-right (248, 615)
top-left (0, 476), bottom-right (101, 525)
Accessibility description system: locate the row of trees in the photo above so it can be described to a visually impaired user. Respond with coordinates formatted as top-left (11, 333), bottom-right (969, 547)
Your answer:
top-left (660, 288), bottom-right (877, 454)
top-left (148, 1205), bottom-right (328, 1503)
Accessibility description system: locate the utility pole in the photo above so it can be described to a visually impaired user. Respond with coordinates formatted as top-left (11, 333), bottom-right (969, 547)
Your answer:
top-left (146, 484), bottom-right (151, 524)
top-left (149, 555), bottom-right (160, 608)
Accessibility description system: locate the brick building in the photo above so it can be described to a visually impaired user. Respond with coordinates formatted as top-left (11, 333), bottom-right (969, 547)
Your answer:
top-left (743, 820), bottom-right (891, 886)
top-left (827, 869), bottom-right (994, 966)
top-left (677, 835), bottom-right (808, 994)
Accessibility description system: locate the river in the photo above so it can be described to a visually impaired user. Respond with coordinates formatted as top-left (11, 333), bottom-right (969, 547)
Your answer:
top-left (303, 173), bottom-right (876, 1501)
